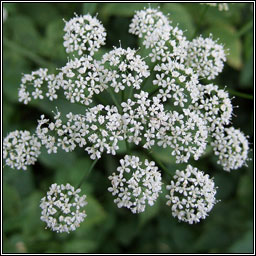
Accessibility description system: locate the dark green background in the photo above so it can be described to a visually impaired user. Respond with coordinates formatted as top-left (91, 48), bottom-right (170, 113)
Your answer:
top-left (3, 3), bottom-right (254, 253)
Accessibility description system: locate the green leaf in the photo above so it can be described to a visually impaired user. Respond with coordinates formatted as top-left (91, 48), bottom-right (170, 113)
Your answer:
top-left (6, 15), bottom-right (42, 53)
top-left (3, 165), bottom-right (34, 197)
top-left (228, 228), bottom-right (253, 253)
top-left (83, 3), bottom-right (98, 15)
top-left (204, 24), bottom-right (242, 70)
top-left (161, 3), bottom-right (195, 39)
top-left (237, 174), bottom-right (253, 209)
top-left (63, 239), bottom-right (98, 253)
top-left (18, 3), bottom-right (60, 28)
top-left (213, 172), bottom-right (235, 200)
top-left (100, 3), bottom-right (159, 21)
top-left (55, 157), bottom-right (93, 189)
top-left (21, 191), bottom-right (45, 236)
top-left (139, 199), bottom-right (160, 227)
top-left (79, 195), bottom-right (107, 230)
top-left (3, 47), bottom-right (30, 103)
top-left (115, 217), bottom-right (139, 246)
top-left (3, 183), bottom-right (21, 219)
top-left (39, 19), bottom-right (66, 61)
top-left (38, 146), bottom-right (77, 169)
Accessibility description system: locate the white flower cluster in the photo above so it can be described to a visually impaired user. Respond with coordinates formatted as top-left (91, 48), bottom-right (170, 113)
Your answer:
top-left (84, 104), bottom-right (123, 159)
top-left (129, 7), bottom-right (171, 48)
top-left (108, 155), bottom-right (162, 213)
top-left (63, 13), bottom-right (106, 56)
top-left (3, 6), bottom-right (251, 229)
top-left (36, 105), bottom-right (123, 160)
top-left (121, 91), bottom-right (207, 163)
top-left (18, 68), bottom-right (59, 104)
top-left (211, 127), bottom-right (249, 171)
top-left (166, 165), bottom-right (217, 224)
top-left (201, 3), bottom-right (229, 11)
top-left (129, 7), bottom-right (188, 63)
top-left (102, 47), bottom-right (150, 92)
top-left (36, 110), bottom-right (89, 154)
top-left (58, 55), bottom-right (106, 105)
top-left (3, 130), bottom-right (41, 170)
top-left (153, 58), bottom-right (200, 105)
top-left (40, 183), bottom-right (87, 233)
top-left (186, 35), bottom-right (226, 80)
top-left (191, 83), bottom-right (233, 132)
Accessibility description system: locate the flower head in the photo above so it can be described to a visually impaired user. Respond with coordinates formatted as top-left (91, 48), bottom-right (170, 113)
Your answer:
top-left (166, 165), bottom-right (218, 224)
top-left (3, 130), bottom-right (41, 170)
top-left (186, 35), bottom-right (226, 80)
top-left (58, 56), bottom-right (106, 105)
top-left (191, 83), bottom-right (233, 132)
top-left (18, 68), bottom-right (59, 104)
top-left (211, 127), bottom-right (249, 171)
top-left (40, 183), bottom-right (87, 233)
top-left (108, 155), bottom-right (162, 213)
top-left (129, 7), bottom-right (171, 48)
top-left (63, 13), bottom-right (106, 56)
top-left (101, 46), bottom-right (150, 92)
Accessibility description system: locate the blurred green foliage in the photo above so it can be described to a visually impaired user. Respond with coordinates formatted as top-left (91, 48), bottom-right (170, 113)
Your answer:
top-left (3, 3), bottom-right (254, 253)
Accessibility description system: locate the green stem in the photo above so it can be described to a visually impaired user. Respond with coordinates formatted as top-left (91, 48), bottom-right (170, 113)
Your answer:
top-left (149, 86), bottom-right (160, 98)
top-left (107, 88), bottom-right (122, 112)
top-left (76, 158), bottom-right (99, 190)
top-left (121, 89), bottom-right (125, 103)
top-left (125, 139), bottom-right (130, 154)
top-left (128, 86), bottom-right (134, 100)
top-left (237, 20), bottom-right (253, 37)
top-left (3, 37), bottom-right (56, 71)
top-left (226, 89), bottom-right (253, 100)
top-left (217, 85), bottom-right (253, 100)
top-left (143, 149), bottom-right (173, 176)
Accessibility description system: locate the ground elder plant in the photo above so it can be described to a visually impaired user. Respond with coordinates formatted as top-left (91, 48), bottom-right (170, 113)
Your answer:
top-left (3, 7), bottom-right (250, 233)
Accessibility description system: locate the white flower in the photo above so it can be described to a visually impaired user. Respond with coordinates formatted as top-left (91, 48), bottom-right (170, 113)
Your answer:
top-left (40, 183), bottom-right (87, 233)
top-left (36, 110), bottom-right (89, 154)
top-left (129, 8), bottom-right (189, 63)
top-left (18, 68), bottom-right (59, 104)
top-left (3, 130), bottom-right (41, 170)
top-left (129, 7), bottom-right (171, 48)
top-left (211, 127), bottom-right (249, 171)
top-left (190, 83), bottom-right (233, 133)
top-left (57, 56), bottom-right (106, 105)
top-left (153, 57), bottom-right (200, 106)
top-left (166, 165), bottom-right (218, 224)
top-left (85, 105), bottom-right (124, 159)
top-left (201, 3), bottom-right (229, 11)
top-left (63, 13), bottom-right (106, 56)
top-left (101, 46), bottom-right (150, 92)
top-left (186, 35), bottom-right (226, 80)
top-left (108, 155), bottom-right (162, 213)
